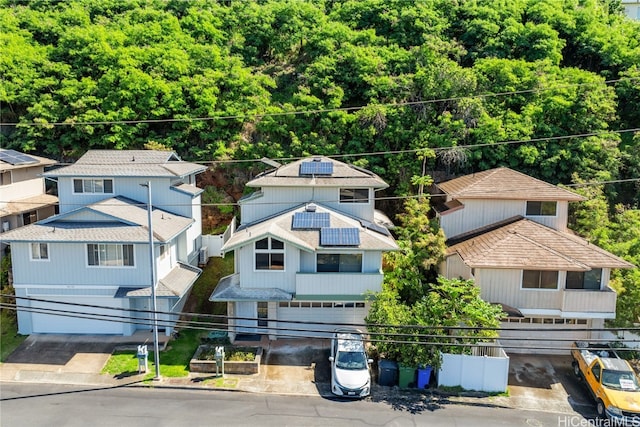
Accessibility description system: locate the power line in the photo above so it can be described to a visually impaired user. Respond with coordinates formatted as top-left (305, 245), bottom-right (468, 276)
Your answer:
top-left (2, 302), bottom-right (638, 353)
top-left (2, 77), bottom-right (638, 127)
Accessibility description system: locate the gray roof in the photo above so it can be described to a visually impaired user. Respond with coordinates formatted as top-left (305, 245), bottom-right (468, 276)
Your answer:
top-left (223, 203), bottom-right (398, 253)
top-left (116, 263), bottom-right (201, 298)
top-left (1, 196), bottom-right (193, 243)
top-left (247, 156), bottom-right (388, 189)
top-left (171, 183), bottom-right (204, 197)
top-left (209, 274), bottom-right (292, 301)
top-left (43, 150), bottom-right (206, 178)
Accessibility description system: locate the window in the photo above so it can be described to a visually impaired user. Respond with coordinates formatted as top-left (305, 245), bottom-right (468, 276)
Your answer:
top-left (566, 269), bottom-right (602, 290)
top-left (592, 363), bottom-right (602, 382)
top-left (73, 179), bottom-right (113, 194)
top-left (340, 188), bottom-right (369, 203)
top-left (23, 210), bottom-right (37, 225)
top-left (522, 270), bottom-right (558, 289)
top-left (159, 244), bottom-right (169, 260)
top-left (30, 243), bottom-right (49, 260)
top-left (255, 237), bottom-right (284, 270)
top-left (317, 253), bottom-right (362, 272)
top-left (0, 171), bottom-right (11, 186)
top-left (526, 201), bottom-right (557, 216)
top-left (257, 302), bottom-right (268, 327)
top-left (87, 243), bottom-right (134, 267)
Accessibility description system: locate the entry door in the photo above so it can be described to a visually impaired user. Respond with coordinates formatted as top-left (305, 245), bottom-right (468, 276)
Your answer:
top-left (236, 302), bottom-right (257, 334)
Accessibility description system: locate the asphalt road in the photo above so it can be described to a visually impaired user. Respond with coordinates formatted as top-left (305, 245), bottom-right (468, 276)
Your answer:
top-left (1, 382), bottom-right (585, 427)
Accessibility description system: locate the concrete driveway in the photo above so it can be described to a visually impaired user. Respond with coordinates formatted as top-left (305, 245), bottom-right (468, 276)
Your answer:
top-left (0, 333), bottom-right (602, 417)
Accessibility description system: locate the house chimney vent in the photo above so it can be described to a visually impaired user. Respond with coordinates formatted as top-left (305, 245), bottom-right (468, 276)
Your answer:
top-left (306, 204), bottom-right (317, 212)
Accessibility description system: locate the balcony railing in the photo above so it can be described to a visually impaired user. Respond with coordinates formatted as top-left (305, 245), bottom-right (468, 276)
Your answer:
top-left (295, 272), bottom-right (383, 297)
top-left (562, 287), bottom-right (617, 314)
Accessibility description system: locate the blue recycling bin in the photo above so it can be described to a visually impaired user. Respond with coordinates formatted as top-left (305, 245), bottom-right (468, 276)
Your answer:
top-left (417, 366), bottom-right (432, 389)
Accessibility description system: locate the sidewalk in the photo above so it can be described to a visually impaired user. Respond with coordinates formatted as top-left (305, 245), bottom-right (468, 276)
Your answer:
top-left (0, 334), bottom-right (592, 416)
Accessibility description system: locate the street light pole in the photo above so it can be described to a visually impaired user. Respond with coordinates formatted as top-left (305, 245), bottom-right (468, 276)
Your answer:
top-left (142, 181), bottom-right (161, 380)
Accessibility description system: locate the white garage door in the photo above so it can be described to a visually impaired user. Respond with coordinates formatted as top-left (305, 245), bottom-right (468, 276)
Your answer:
top-left (30, 297), bottom-right (126, 335)
top-left (276, 301), bottom-right (368, 338)
top-left (499, 318), bottom-right (592, 355)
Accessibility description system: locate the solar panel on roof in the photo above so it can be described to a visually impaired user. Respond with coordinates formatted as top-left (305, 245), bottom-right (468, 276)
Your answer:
top-left (299, 161), bottom-right (333, 175)
top-left (292, 212), bottom-right (330, 229)
top-left (0, 149), bottom-right (38, 165)
top-left (321, 227), bottom-right (360, 246)
top-left (360, 220), bottom-right (391, 236)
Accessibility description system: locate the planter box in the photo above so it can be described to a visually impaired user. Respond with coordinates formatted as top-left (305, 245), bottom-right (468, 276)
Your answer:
top-left (190, 345), bottom-right (262, 375)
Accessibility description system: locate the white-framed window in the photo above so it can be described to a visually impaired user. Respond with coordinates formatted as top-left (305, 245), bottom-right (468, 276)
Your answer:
top-left (73, 178), bottom-right (114, 194)
top-left (30, 243), bottom-right (49, 261)
top-left (340, 188), bottom-right (369, 203)
top-left (255, 237), bottom-right (284, 270)
top-left (87, 243), bottom-right (134, 267)
top-left (566, 269), bottom-right (602, 290)
top-left (522, 270), bottom-right (558, 289)
top-left (316, 253), bottom-right (362, 272)
top-left (525, 201), bottom-right (557, 216)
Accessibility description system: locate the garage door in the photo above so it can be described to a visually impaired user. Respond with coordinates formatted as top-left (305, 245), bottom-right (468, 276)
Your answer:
top-left (276, 301), bottom-right (368, 338)
top-left (499, 318), bottom-right (592, 355)
top-left (30, 297), bottom-right (126, 335)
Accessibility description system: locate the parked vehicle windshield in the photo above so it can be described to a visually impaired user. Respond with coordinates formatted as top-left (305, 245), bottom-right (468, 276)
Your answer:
top-left (336, 351), bottom-right (367, 370)
top-left (602, 370), bottom-right (640, 391)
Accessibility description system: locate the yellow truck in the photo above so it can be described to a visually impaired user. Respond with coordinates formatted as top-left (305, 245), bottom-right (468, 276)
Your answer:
top-left (572, 342), bottom-right (640, 426)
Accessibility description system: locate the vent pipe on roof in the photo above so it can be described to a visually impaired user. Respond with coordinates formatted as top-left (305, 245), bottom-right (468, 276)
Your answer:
top-left (306, 203), bottom-right (317, 212)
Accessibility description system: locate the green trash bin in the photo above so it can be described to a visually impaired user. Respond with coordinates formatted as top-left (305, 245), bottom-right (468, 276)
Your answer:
top-left (398, 364), bottom-right (416, 388)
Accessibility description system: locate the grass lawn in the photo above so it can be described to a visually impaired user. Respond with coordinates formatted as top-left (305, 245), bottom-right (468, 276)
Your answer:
top-left (102, 256), bottom-right (234, 378)
top-left (102, 328), bottom-right (206, 378)
top-left (0, 310), bottom-right (27, 362)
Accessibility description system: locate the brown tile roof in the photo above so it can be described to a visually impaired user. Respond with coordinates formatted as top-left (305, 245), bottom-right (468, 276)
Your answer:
top-left (437, 168), bottom-right (585, 201)
top-left (0, 194), bottom-right (58, 216)
top-left (446, 217), bottom-right (634, 270)
top-left (247, 156), bottom-right (388, 189)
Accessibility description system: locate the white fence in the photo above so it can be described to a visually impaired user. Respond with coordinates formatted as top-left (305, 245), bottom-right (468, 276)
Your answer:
top-left (437, 346), bottom-right (509, 393)
top-left (600, 330), bottom-right (640, 349)
top-left (201, 217), bottom-right (235, 259)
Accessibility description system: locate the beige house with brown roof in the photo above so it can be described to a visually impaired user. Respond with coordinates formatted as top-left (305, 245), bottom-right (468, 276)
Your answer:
top-left (211, 157), bottom-right (398, 340)
top-left (0, 149), bottom-right (58, 258)
top-left (434, 168), bottom-right (634, 354)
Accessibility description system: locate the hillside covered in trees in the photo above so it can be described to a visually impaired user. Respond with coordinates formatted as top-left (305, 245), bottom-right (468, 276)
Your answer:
top-left (1, 0), bottom-right (639, 322)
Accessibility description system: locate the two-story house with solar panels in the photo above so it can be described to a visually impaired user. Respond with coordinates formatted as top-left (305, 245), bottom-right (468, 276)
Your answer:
top-left (433, 168), bottom-right (635, 354)
top-left (210, 156), bottom-right (398, 341)
top-left (0, 149), bottom-right (58, 259)
top-left (1, 150), bottom-right (206, 336)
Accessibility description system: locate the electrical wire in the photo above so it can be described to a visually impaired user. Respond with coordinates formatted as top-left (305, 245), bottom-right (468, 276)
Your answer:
top-left (2, 295), bottom-right (640, 351)
top-left (3, 77), bottom-right (638, 127)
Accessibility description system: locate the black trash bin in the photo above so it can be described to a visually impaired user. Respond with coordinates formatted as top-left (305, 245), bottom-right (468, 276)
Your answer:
top-left (378, 359), bottom-right (398, 386)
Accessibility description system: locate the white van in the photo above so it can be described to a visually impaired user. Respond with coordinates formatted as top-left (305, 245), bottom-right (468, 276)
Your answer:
top-left (328, 328), bottom-right (372, 398)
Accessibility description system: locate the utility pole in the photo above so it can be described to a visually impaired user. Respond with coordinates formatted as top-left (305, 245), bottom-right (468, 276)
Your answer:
top-left (142, 181), bottom-right (161, 380)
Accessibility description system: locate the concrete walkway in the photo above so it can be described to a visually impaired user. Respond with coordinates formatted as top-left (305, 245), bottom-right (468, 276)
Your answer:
top-left (0, 334), bottom-right (594, 417)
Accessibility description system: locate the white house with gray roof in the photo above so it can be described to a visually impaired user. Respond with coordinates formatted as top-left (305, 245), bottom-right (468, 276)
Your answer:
top-left (2, 150), bottom-right (206, 336)
top-left (210, 157), bottom-right (398, 340)
top-left (433, 168), bottom-right (635, 354)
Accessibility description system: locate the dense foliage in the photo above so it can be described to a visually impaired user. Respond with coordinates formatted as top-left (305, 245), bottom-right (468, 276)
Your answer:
top-left (1, 0), bottom-right (638, 322)
top-left (1, 0), bottom-right (638, 198)
top-left (366, 195), bottom-right (503, 368)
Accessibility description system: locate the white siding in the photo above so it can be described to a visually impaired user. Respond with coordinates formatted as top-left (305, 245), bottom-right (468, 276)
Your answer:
top-left (276, 302), bottom-right (369, 338)
top-left (475, 268), bottom-right (564, 310)
top-left (236, 243), bottom-right (298, 293)
top-left (240, 186), bottom-right (375, 225)
top-left (499, 320), bottom-right (592, 355)
top-left (443, 254), bottom-right (472, 279)
top-left (439, 199), bottom-right (568, 238)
